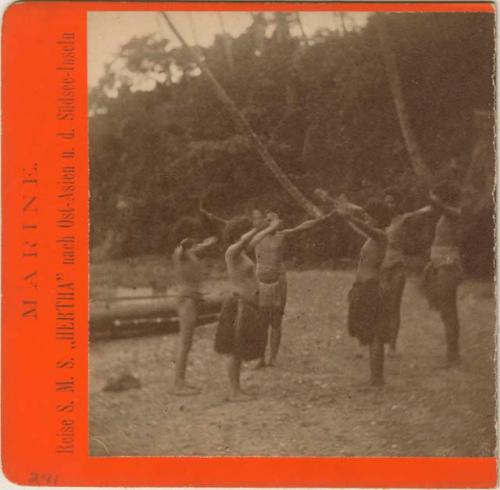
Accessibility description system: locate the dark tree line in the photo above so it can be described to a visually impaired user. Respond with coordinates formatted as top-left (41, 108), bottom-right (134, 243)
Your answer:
top-left (89, 12), bottom-right (495, 275)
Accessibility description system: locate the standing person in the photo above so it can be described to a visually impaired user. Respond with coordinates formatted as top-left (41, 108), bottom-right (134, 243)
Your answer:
top-left (172, 218), bottom-right (218, 395)
top-left (382, 188), bottom-right (433, 356)
top-left (423, 182), bottom-right (463, 366)
top-left (332, 199), bottom-right (392, 386)
top-left (249, 209), bottom-right (332, 367)
top-left (214, 214), bottom-right (282, 401)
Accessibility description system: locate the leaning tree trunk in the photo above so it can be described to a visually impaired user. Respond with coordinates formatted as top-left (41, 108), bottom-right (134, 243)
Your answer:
top-left (216, 12), bottom-right (234, 72)
top-left (376, 14), bottom-right (433, 187)
top-left (160, 12), bottom-right (323, 218)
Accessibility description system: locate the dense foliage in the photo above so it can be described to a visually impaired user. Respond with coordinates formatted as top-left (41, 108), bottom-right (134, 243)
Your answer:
top-left (89, 12), bottom-right (494, 274)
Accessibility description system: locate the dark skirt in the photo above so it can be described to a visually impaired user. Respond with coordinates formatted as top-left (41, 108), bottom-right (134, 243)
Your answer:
top-left (347, 279), bottom-right (390, 346)
top-left (214, 294), bottom-right (267, 361)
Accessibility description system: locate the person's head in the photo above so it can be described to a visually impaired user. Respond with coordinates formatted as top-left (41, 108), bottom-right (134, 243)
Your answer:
top-left (365, 199), bottom-right (392, 229)
top-left (251, 209), bottom-right (266, 229)
top-left (265, 210), bottom-right (283, 230)
top-left (433, 180), bottom-right (461, 206)
top-left (172, 217), bottom-right (204, 249)
top-left (383, 186), bottom-right (403, 216)
top-left (224, 216), bottom-right (253, 246)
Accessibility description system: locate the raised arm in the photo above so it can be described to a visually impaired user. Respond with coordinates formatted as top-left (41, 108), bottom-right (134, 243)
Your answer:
top-left (337, 209), bottom-right (386, 243)
top-left (199, 200), bottom-right (229, 226)
top-left (314, 189), bottom-right (369, 221)
top-left (282, 212), bottom-right (334, 236)
top-left (343, 219), bottom-right (369, 240)
top-left (429, 192), bottom-right (461, 220)
top-left (227, 227), bottom-right (261, 257)
top-left (190, 236), bottom-right (218, 256)
top-left (247, 217), bottom-right (282, 249)
top-left (397, 205), bottom-right (434, 225)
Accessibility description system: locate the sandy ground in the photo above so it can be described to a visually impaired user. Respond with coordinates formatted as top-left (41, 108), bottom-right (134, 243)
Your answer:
top-left (89, 270), bottom-right (496, 457)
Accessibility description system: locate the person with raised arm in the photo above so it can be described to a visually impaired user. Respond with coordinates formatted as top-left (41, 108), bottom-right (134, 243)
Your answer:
top-left (316, 190), bottom-right (392, 386)
top-left (172, 218), bottom-right (218, 395)
top-left (381, 187), bottom-right (433, 356)
top-left (423, 181), bottom-right (463, 366)
top-left (249, 208), bottom-right (333, 368)
top-left (214, 213), bottom-right (282, 401)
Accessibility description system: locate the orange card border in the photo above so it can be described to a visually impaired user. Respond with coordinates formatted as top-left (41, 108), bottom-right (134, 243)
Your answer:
top-left (2, 1), bottom-right (496, 487)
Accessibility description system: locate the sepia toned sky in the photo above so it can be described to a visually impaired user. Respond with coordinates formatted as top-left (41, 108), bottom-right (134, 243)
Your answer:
top-left (88, 11), bottom-right (371, 87)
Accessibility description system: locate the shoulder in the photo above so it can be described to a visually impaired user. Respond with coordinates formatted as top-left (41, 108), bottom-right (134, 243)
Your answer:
top-left (225, 244), bottom-right (239, 260)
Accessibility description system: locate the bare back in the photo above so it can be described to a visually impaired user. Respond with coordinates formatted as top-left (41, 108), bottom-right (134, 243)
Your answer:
top-left (433, 215), bottom-right (460, 247)
top-left (225, 248), bottom-right (259, 304)
top-left (173, 247), bottom-right (203, 296)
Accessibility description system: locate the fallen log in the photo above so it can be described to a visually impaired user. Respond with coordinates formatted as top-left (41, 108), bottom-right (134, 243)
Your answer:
top-left (90, 292), bottom-right (224, 340)
top-left (90, 312), bottom-right (220, 341)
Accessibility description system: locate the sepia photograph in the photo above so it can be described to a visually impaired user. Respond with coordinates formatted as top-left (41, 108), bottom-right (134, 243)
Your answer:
top-left (88, 9), bottom-right (495, 458)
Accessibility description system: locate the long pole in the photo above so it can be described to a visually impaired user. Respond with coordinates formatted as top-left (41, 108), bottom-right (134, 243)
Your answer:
top-left (216, 12), bottom-right (234, 72)
top-left (376, 14), bottom-right (433, 186)
top-left (160, 12), bottom-right (323, 217)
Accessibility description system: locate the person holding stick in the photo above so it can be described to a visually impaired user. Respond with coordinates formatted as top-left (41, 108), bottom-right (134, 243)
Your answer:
top-left (172, 218), bottom-right (218, 395)
top-left (423, 181), bottom-right (463, 366)
top-left (249, 208), bottom-right (333, 368)
top-left (214, 214), bottom-right (281, 401)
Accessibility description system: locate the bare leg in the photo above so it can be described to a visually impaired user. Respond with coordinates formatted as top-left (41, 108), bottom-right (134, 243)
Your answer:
top-left (388, 269), bottom-right (406, 355)
top-left (269, 274), bottom-right (287, 367)
top-left (369, 334), bottom-right (385, 386)
top-left (254, 309), bottom-right (270, 369)
top-left (268, 310), bottom-right (283, 366)
top-left (173, 298), bottom-right (200, 395)
top-left (228, 301), bottom-right (254, 401)
top-left (436, 268), bottom-right (460, 365)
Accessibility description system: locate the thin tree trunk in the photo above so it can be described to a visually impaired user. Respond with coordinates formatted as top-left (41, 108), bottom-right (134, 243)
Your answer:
top-left (187, 12), bottom-right (199, 46)
top-left (295, 12), bottom-right (309, 47)
top-left (160, 12), bottom-right (322, 218)
top-left (216, 12), bottom-right (234, 72)
top-left (376, 14), bottom-right (433, 186)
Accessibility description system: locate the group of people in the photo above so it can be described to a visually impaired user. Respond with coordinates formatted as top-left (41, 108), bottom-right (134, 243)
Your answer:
top-left (171, 181), bottom-right (463, 400)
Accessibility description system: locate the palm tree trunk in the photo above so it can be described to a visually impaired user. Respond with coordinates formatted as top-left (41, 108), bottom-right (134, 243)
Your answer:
top-left (160, 12), bottom-right (323, 218)
top-left (376, 14), bottom-right (433, 186)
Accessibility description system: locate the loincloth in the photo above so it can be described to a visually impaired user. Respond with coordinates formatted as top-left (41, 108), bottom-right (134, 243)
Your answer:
top-left (257, 270), bottom-right (287, 313)
top-left (214, 294), bottom-right (267, 361)
top-left (420, 246), bottom-right (463, 309)
top-left (381, 248), bottom-right (405, 270)
top-left (380, 262), bottom-right (406, 289)
top-left (347, 279), bottom-right (390, 346)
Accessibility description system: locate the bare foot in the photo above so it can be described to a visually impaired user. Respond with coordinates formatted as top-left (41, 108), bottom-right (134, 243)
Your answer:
top-left (227, 390), bottom-right (256, 402)
top-left (253, 359), bottom-right (267, 370)
top-left (173, 383), bottom-right (200, 396)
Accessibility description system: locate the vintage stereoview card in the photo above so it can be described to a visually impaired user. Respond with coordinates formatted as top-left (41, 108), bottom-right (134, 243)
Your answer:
top-left (2, 1), bottom-right (497, 487)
